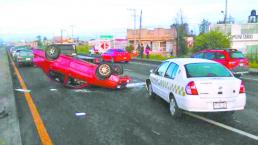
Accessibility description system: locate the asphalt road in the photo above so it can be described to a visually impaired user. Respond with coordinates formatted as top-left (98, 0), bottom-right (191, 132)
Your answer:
top-left (10, 61), bottom-right (258, 145)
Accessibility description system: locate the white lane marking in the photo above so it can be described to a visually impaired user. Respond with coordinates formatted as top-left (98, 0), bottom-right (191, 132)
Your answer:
top-left (152, 130), bottom-right (160, 136)
top-left (126, 82), bottom-right (146, 88)
top-left (75, 112), bottom-right (87, 116)
top-left (124, 69), bottom-right (131, 72)
top-left (15, 89), bottom-right (31, 92)
top-left (184, 112), bottom-right (258, 141)
top-left (240, 77), bottom-right (258, 81)
top-left (50, 89), bottom-right (57, 91)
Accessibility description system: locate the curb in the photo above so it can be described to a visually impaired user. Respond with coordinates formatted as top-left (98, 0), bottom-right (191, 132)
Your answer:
top-left (0, 47), bottom-right (22, 145)
top-left (132, 58), bottom-right (162, 65)
top-left (132, 58), bottom-right (258, 75)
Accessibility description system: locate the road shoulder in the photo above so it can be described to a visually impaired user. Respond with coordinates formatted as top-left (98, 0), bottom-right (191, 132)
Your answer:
top-left (0, 47), bottom-right (22, 145)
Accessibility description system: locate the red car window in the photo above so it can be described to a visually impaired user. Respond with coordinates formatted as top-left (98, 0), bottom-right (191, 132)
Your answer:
top-left (230, 51), bottom-right (245, 59)
top-left (192, 52), bottom-right (204, 58)
top-left (215, 52), bottom-right (225, 59)
top-left (204, 52), bottom-right (216, 60)
top-left (116, 49), bottom-right (126, 52)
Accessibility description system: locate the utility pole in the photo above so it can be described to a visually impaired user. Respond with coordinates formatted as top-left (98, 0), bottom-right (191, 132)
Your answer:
top-left (224, 0), bottom-right (228, 33)
top-left (61, 29), bottom-right (64, 44)
top-left (127, 8), bottom-right (137, 49)
top-left (139, 10), bottom-right (142, 45)
top-left (133, 10), bottom-right (136, 49)
top-left (224, 0), bottom-right (228, 24)
top-left (70, 25), bottom-right (75, 40)
top-left (139, 10), bottom-right (143, 58)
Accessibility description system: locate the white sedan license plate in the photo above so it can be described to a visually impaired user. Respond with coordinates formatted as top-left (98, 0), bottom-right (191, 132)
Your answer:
top-left (26, 58), bottom-right (31, 61)
top-left (213, 102), bottom-right (227, 109)
top-left (240, 63), bottom-right (244, 66)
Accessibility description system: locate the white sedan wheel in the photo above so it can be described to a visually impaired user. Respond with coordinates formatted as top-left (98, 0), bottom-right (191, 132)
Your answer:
top-left (169, 97), bottom-right (182, 118)
top-left (170, 98), bottom-right (176, 116)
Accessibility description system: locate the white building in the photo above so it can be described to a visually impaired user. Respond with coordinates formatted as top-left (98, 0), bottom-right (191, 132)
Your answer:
top-left (211, 23), bottom-right (258, 54)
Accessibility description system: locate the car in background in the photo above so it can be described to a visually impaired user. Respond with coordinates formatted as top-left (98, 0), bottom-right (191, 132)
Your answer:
top-left (89, 47), bottom-right (99, 54)
top-left (10, 46), bottom-right (31, 58)
top-left (33, 44), bottom-right (130, 89)
top-left (146, 58), bottom-right (246, 118)
top-left (14, 49), bottom-right (34, 66)
top-left (191, 49), bottom-right (249, 77)
top-left (101, 48), bottom-right (131, 63)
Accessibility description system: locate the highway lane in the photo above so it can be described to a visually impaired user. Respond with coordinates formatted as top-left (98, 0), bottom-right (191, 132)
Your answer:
top-left (11, 62), bottom-right (258, 145)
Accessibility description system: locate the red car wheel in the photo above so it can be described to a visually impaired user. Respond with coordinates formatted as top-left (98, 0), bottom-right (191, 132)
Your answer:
top-left (45, 45), bottom-right (61, 60)
top-left (96, 63), bottom-right (112, 80)
top-left (111, 64), bottom-right (123, 75)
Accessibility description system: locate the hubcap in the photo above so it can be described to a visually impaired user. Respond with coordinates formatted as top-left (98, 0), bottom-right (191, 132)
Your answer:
top-left (49, 48), bottom-right (55, 56)
top-left (170, 99), bottom-right (176, 115)
top-left (99, 64), bottom-right (110, 76)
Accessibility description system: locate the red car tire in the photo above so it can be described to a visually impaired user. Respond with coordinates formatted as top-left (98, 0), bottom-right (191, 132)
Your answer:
top-left (96, 63), bottom-right (112, 80)
top-left (111, 64), bottom-right (123, 75)
top-left (45, 45), bottom-right (61, 60)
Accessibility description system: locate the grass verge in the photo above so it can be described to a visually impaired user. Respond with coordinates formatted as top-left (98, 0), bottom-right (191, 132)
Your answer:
top-left (76, 45), bottom-right (90, 54)
top-left (249, 62), bottom-right (258, 68)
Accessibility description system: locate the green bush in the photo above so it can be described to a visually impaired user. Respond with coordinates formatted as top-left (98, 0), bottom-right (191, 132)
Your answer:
top-left (76, 44), bottom-right (90, 54)
top-left (249, 62), bottom-right (258, 68)
top-left (125, 45), bottom-right (134, 53)
top-left (148, 54), bottom-right (174, 61)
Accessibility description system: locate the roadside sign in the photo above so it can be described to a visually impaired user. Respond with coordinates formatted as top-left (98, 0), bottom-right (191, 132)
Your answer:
top-left (100, 41), bottom-right (110, 49)
top-left (100, 35), bottom-right (113, 39)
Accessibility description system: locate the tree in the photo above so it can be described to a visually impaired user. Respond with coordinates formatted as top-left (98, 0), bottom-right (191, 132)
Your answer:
top-left (194, 30), bottom-right (230, 51)
top-left (43, 37), bottom-right (48, 46)
top-left (199, 19), bottom-right (210, 34)
top-left (125, 44), bottom-right (134, 53)
top-left (36, 35), bottom-right (43, 47)
top-left (171, 10), bottom-right (189, 56)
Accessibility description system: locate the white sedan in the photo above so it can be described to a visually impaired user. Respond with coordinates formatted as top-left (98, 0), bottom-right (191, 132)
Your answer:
top-left (146, 58), bottom-right (246, 118)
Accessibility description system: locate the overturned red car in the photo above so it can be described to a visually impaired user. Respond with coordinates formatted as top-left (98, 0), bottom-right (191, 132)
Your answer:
top-left (33, 44), bottom-right (130, 89)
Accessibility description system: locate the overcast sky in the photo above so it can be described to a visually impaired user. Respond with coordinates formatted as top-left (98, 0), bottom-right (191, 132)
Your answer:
top-left (0, 0), bottom-right (257, 41)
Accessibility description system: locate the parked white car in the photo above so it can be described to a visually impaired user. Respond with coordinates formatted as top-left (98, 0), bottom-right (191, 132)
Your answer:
top-left (146, 58), bottom-right (246, 118)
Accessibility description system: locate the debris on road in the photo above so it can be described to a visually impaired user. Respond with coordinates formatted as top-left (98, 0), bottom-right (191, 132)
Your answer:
top-left (50, 89), bottom-right (57, 91)
top-left (235, 120), bottom-right (241, 123)
top-left (152, 130), bottom-right (160, 136)
top-left (15, 89), bottom-right (31, 93)
top-left (74, 89), bottom-right (92, 93)
top-left (75, 112), bottom-right (87, 116)
top-left (0, 106), bottom-right (8, 119)
top-left (126, 82), bottom-right (145, 88)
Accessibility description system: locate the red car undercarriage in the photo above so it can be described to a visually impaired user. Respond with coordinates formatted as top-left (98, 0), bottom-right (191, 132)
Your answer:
top-left (32, 45), bottom-right (130, 89)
